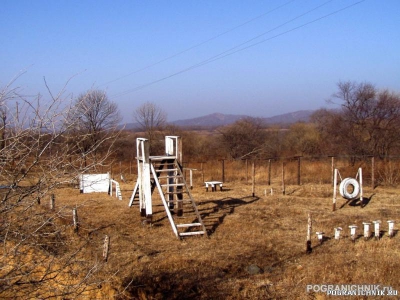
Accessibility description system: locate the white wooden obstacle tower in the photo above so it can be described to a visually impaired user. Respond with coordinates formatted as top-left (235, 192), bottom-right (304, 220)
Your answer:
top-left (129, 136), bottom-right (206, 238)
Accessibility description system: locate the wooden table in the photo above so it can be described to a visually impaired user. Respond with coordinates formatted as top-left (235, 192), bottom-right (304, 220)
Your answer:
top-left (205, 181), bottom-right (223, 192)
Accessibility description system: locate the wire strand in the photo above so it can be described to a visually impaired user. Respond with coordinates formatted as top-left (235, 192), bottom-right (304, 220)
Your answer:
top-left (112, 0), bottom-right (366, 98)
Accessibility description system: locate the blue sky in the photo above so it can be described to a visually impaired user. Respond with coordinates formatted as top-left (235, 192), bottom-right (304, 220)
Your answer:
top-left (1, 0), bottom-right (399, 123)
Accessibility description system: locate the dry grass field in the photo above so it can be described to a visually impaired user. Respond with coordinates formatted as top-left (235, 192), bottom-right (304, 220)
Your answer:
top-left (44, 167), bottom-right (400, 300)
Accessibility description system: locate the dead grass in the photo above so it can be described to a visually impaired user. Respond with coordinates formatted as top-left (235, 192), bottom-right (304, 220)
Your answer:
top-left (23, 177), bottom-right (396, 299)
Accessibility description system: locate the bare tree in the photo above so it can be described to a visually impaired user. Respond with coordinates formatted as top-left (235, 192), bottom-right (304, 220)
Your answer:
top-left (312, 81), bottom-right (400, 158)
top-left (133, 102), bottom-right (166, 154)
top-left (218, 117), bottom-right (270, 160)
top-left (69, 89), bottom-right (121, 165)
top-left (0, 78), bottom-right (119, 298)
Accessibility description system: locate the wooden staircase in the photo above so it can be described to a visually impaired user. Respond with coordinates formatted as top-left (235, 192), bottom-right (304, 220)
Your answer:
top-left (130, 136), bottom-right (206, 239)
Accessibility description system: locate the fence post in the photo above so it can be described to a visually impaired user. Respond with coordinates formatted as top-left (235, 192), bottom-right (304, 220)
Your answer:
top-left (50, 194), bottom-right (55, 210)
top-left (246, 159), bottom-right (248, 183)
top-left (267, 159), bottom-right (272, 186)
top-left (103, 235), bottom-right (110, 262)
top-left (333, 168), bottom-right (338, 211)
top-left (282, 161), bottom-right (285, 195)
top-left (73, 208), bottom-right (79, 232)
top-left (220, 159), bottom-right (225, 182)
top-left (252, 161), bottom-right (255, 197)
top-left (306, 213), bottom-right (312, 254)
top-left (371, 156), bottom-right (375, 189)
top-left (296, 156), bottom-right (301, 185)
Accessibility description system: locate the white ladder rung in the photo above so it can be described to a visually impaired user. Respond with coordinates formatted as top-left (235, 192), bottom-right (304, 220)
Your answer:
top-left (179, 231), bottom-right (205, 236)
top-left (176, 223), bottom-right (202, 228)
top-left (161, 183), bottom-right (185, 187)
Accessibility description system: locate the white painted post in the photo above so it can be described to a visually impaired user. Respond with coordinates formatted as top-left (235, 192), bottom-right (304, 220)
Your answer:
top-left (137, 138), bottom-right (152, 220)
top-left (387, 220), bottom-right (395, 238)
top-left (316, 232), bottom-right (324, 244)
top-left (349, 225), bottom-right (357, 242)
top-left (334, 227), bottom-right (342, 240)
top-left (363, 222), bottom-right (371, 240)
top-left (333, 168), bottom-right (338, 211)
top-left (306, 213), bottom-right (312, 254)
top-left (359, 168), bottom-right (363, 203)
top-left (189, 169), bottom-right (193, 189)
top-left (373, 220), bottom-right (381, 239)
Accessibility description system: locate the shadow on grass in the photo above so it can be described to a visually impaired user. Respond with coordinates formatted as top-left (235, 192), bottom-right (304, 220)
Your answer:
top-left (339, 194), bottom-right (375, 209)
top-left (198, 196), bottom-right (260, 236)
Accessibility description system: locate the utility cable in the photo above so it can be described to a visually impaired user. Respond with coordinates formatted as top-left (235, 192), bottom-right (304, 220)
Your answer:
top-left (99, 0), bottom-right (296, 87)
top-left (113, 0), bottom-right (366, 98)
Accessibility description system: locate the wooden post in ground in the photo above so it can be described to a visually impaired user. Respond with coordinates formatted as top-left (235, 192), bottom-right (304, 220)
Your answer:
top-left (251, 161), bottom-right (255, 197)
top-left (332, 168), bottom-right (338, 211)
top-left (267, 159), bottom-right (272, 186)
top-left (371, 156), bottom-right (375, 189)
top-left (306, 213), bottom-right (312, 254)
top-left (295, 156), bottom-right (302, 185)
top-left (103, 235), bottom-right (110, 262)
top-left (246, 159), bottom-right (248, 183)
top-left (282, 161), bottom-right (285, 195)
top-left (220, 159), bottom-right (225, 183)
top-left (50, 194), bottom-right (55, 210)
top-left (200, 162), bottom-right (205, 183)
top-left (73, 208), bottom-right (79, 232)
top-left (329, 156), bottom-right (335, 187)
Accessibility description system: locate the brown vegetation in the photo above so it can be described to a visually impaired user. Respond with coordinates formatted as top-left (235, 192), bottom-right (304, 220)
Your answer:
top-left (3, 159), bottom-right (399, 299)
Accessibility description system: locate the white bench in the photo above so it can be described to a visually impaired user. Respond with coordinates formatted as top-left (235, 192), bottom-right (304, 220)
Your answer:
top-left (205, 181), bottom-right (223, 192)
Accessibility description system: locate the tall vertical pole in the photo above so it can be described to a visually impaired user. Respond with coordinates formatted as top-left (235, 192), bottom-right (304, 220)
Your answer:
top-left (371, 156), bottom-right (375, 189)
top-left (252, 161), bottom-right (255, 197)
top-left (282, 161), bottom-right (285, 195)
top-left (333, 168), bottom-right (337, 211)
top-left (297, 156), bottom-right (301, 185)
top-left (267, 159), bottom-right (271, 186)
top-left (246, 159), bottom-right (248, 183)
top-left (221, 159), bottom-right (225, 182)
top-left (359, 167), bottom-right (363, 203)
top-left (330, 156), bottom-right (335, 187)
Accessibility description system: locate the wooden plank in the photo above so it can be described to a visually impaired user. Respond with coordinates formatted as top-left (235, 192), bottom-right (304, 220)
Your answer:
top-left (176, 223), bottom-right (202, 228)
top-left (179, 231), bottom-right (205, 236)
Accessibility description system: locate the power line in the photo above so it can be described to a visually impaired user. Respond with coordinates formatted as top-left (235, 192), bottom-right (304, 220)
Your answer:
top-left (112, 0), bottom-right (366, 98)
top-left (99, 0), bottom-right (296, 87)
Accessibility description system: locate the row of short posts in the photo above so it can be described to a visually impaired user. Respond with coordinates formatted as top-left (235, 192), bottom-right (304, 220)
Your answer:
top-left (307, 215), bottom-right (395, 253)
top-left (333, 220), bottom-right (395, 242)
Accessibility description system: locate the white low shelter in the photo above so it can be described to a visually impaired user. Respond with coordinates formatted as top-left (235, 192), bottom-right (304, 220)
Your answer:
top-left (80, 173), bottom-right (110, 194)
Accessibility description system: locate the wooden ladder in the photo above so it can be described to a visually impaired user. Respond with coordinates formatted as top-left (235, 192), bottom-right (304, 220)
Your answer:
top-left (150, 156), bottom-right (207, 238)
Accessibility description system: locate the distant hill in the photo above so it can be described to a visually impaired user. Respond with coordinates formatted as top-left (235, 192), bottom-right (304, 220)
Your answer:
top-left (122, 110), bottom-right (315, 130)
top-left (171, 110), bottom-right (314, 128)
top-left (172, 112), bottom-right (248, 127)
top-left (263, 110), bottom-right (314, 124)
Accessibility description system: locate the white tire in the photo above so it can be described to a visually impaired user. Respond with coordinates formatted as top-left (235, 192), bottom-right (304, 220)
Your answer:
top-left (339, 178), bottom-right (360, 199)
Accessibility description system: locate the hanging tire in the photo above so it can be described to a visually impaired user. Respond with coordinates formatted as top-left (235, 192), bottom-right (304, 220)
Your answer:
top-left (339, 178), bottom-right (360, 199)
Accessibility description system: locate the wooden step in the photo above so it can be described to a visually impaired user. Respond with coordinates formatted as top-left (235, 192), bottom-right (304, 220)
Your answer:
top-left (164, 191), bottom-right (189, 195)
top-left (161, 183), bottom-right (185, 187)
top-left (157, 175), bottom-right (183, 179)
top-left (155, 168), bottom-right (178, 173)
top-left (179, 231), bottom-right (205, 236)
top-left (176, 223), bottom-right (202, 228)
